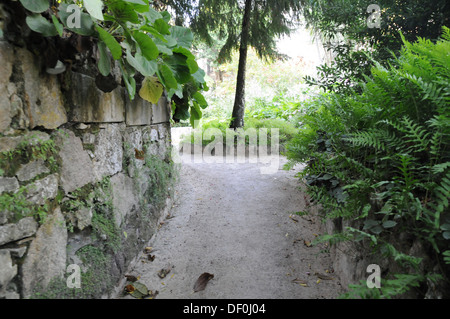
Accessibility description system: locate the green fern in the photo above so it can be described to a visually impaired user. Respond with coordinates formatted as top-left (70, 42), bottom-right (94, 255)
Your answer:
top-left (344, 129), bottom-right (387, 151)
top-left (286, 27), bottom-right (450, 298)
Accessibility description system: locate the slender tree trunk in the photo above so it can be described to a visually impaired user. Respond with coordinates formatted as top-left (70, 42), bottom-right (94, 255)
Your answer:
top-left (230, 0), bottom-right (252, 129)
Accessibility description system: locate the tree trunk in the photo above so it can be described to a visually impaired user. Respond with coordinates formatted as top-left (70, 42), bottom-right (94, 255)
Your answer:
top-left (230, 0), bottom-right (252, 129)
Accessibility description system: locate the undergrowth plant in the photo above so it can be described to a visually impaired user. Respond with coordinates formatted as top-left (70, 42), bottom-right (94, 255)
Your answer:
top-left (182, 118), bottom-right (298, 151)
top-left (286, 27), bottom-right (450, 298)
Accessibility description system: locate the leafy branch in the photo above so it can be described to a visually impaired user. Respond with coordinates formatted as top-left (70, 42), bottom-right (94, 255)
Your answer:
top-left (18, 0), bottom-right (208, 126)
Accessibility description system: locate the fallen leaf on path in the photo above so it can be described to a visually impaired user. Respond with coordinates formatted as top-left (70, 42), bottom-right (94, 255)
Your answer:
top-left (147, 254), bottom-right (156, 262)
top-left (193, 273), bottom-right (214, 292)
top-left (125, 281), bottom-right (149, 299)
top-left (304, 240), bottom-right (312, 247)
top-left (289, 214), bottom-right (299, 223)
top-left (292, 278), bottom-right (309, 287)
top-left (144, 247), bottom-right (153, 253)
top-left (125, 284), bottom-right (135, 293)
top-left (158, 265), bottom-right (173, 279)
top-left (124, 275), bottom-right (140, 282)
top-left (315, 272), bottom-right (334, 280)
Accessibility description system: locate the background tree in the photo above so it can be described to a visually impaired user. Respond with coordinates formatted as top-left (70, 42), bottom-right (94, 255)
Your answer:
top-left (171, 0), bottom-right (303, 129)
top-left (301, 0), bottom-right (450, 93)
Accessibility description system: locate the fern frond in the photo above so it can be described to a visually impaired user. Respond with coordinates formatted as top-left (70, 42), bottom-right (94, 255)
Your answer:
top-left (344, 129), bottom-right (387, 151)
top-left (399, 116), bottom-right (431, 153)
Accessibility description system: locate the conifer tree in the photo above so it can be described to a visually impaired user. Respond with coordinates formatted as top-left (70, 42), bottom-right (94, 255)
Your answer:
top-left (162, 0), bottom-right (302, 128)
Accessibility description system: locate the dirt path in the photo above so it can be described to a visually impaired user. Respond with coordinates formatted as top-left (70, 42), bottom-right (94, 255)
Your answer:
top-left (119, 141), bottom-right (343, 299)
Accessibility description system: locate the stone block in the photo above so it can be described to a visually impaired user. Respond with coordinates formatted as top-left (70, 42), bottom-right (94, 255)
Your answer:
top-left (91, 123), bottom-right (123, 181)
top-left (24, 174), bottom-right (59, 205)
top-left (75, 207), bottom-right (92, 231)
top-left (0, 41), bottom-right (14, 133)
top-left (125, 95), bottom-right (152, 126)
top-left (0, 131), bottom-right (50, 154)
top-left (0, 177), bottom-right (19, 194)
top-left (56, 129), bottom-right (95, 194)
top-left (0, 250), bottom-right (17, 293)
top-left (16, 159), bottom-right (50, 182)
top-left (123, 127), bottom-right (145, 177)
top-left (68, 72), bottom-right (125, 123)
top-left (110, 173), bottom-right (138, 228)
top-left (22, 207), bottom-right (68, 298)
top-left (0, 217), bottom-right (38, 246)
top-left (151, 95), bottom-right (171, 124)
top-left (17, 48), bottom-right (67, 130)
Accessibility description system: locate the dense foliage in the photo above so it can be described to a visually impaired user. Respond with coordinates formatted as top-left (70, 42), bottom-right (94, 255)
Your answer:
top-left (301, 0), bottom-right (450, 93)
top-left (15, 0), bottom-right (208, 126)
top-left (286, 28), bottom-right (450, 298)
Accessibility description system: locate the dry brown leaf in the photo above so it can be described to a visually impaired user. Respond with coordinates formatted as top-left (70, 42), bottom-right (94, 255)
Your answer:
top-left (125, 275), bottom-right (139, 282)
top-left (193, 273), bottom-right (214, 292)
top-left (125, 284), bottom-right (135, 293)
top-left (304, 240), bottom-right (312, 247)
top-left (135, 148), bottom-right (145, 160)
top-left (158, 265), bottom-right (173, 279)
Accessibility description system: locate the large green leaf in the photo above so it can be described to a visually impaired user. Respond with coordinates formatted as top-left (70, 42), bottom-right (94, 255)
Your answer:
top-left (59, 4), bottom-right (95, 36)
top-left (140, 25), bottom-right (167, 43)
top-left (156, 44), bottom-right (173, 56)
top-left (154, 18), bottom-right (170, 35)
top-left (26, 14), bottom-right (58, 37)
top-left (193, 92), bottom-right (208, 109)
top-left (168, 84), bottom-right (184, 100)
top-left (192, 68), bottom-right (206, 84)
top-left (173, 47), bottom-right (199, 74)
top-left (96, 26), bottom-right (122, 60)
top-left (123, 0), bottom-right (149, 13)
top-left (19, 0), bottom-right (49, 13)
top-left (97, 41), bottom-right (111, 76)
top-left (51, 15), bottom-right (64, 37)
top-left (109, 0), bottom-right (139, 24)
top-left (157, 63), bottom-right (177, 90)
top-left (132, 31), bottom-right (159, 61)
top-left (126, 50), bottom-right (157, 77)
top-left (164, 53), bottom-right (192, 84)
top-left (139, 76), bottom-right (164, 104)
top-left (142, 7), bottom-right (163, 23)
top-left (168, 26), bottom-right (194, 49)
top-left (190, 102), bottom-right (202, 128)
top-left (174, 104), bottom-right (190, 121)
top-left (84, 0), bottom-right (104, 21)
top-left (120, 61), bottom-right (136, 100)
top-left (161, 11), bottom-right (171, 23)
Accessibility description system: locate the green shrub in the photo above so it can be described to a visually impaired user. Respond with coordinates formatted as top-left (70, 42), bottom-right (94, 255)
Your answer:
top-left (245, 92), bottom-right (303, 121)
top-left (182, 118), bottom-right (298, 151)
top-left (286, 27), bottom-right (450, 298)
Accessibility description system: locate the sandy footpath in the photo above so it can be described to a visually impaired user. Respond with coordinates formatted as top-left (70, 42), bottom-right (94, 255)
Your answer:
top-left (118, 139), bottom-right (344, 299)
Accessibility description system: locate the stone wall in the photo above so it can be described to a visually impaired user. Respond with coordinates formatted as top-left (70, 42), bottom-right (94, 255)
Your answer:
top-left (0, 40), bottom-right (175, 299)
top-left (322, 217), bottom-right (447, 298)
